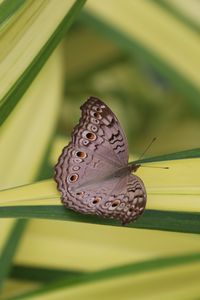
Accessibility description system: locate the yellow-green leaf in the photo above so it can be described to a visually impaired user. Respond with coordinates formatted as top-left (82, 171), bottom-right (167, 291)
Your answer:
top-left (83, 0), bottom-right (200, 108)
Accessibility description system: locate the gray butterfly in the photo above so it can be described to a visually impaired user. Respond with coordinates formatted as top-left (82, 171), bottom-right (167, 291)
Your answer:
top-left (55, 97), bottom-right (146, 225)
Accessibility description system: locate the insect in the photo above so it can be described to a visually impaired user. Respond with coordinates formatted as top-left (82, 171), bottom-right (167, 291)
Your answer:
top-left (54, 97), bottom-right (146, 225)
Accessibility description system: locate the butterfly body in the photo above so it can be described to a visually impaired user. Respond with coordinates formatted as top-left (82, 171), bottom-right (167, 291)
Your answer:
top-left (55, 97), bottom-right (146, 225)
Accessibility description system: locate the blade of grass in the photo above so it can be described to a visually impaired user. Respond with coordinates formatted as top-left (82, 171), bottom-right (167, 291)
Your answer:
top-left (8, 252), bottom-right (200, 299)
top-left (80, 4), bottom-right (200, 110)
top-left (132, 147), bottom-right (200, 164)
top-left (0, 135), bottom-right (56, 290)
top-left (0, 206), bottom-right (199, 234)
top-left (10, 265), bottom-right (83, 283)
top-left (153, 0), bottom-right (200, 34)
top-left (0, 0), bottom-right (27, 26)
top-left (0, 42), bottom-right (65, 290)
top-left (0, 147), bottom-right (200, 233)
top-left (0, 133), bottom-right (59, 291)
top-left (0, 31), bottom-right (67, 293)
top-left (0, 48), bottom-right (63, 187)
top-left (0, 0), bottom-right (86, 125)
top-left (1, 150), bottom-right (200, 211)
top-left (0, 219), bottom-right (28, 290)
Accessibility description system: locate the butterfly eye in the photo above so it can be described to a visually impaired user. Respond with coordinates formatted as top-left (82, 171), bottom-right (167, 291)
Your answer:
top-left (68, 174), bottom-right (78, 183)
top-left (91, 118), bottom-right (99, 125)
top-left (73, 158), bottom-right (82, 163)
top-left (94, 106), bottom-right (103, 113)
top-left (72, 166), bottom-right (80, 171)
top-left (88, 124), bottom-right (98, 132)
top-left (91, 125), bottom-right (98, 132)
top-left (93, 112), bottom-right (102, 119)
top-left (86, 132), bottom-right (96, 141)
top-left (93, 106), bottom-right (102, 113)
top-left (90, 111), bottom-right (102, 119)
top-left (92, 197), bottom-right (101, 204)
top-left (82, 130), bottom-right (97, 141)
top-left (76, 151), bottom-right (87, 158)
top-left (112, 199), bottom-right (121, 207)
top-left (76, 191), bottom-right (85, 196)
top-left (81, 139), bottom-right (89, 146)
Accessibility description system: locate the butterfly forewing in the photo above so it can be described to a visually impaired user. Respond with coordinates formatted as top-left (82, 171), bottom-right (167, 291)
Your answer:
top-left (77, 97), bottom-right (129, 166)
top-left (55, 97), bottom-right (147, 224)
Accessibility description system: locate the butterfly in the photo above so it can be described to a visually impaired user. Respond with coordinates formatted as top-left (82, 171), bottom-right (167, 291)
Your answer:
top-left (54, 97), bottom-right (146, 225)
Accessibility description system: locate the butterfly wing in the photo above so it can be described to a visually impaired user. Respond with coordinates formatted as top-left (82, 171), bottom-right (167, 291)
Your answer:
top-left (55, 97), bottom-right (128, 188)
top-left (55, 97), bottom-right (146, 224)
top-left (74, 96), bottom-right (129, 166)
top-left (80, 174), bottom-right (146, 225)
top-left (56, 150), bottom-right (146, 224)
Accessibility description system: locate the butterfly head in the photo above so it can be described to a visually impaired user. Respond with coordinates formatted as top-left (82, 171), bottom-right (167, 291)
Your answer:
top-left (129, 164), bottom-right (141, 173)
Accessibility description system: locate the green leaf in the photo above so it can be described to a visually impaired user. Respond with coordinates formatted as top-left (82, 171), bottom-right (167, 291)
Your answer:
top-left (10, 265), bottom-right (83, 283)
top-left (0, 220), bottom-right (27, 290)
top-left (0, 0), bottom-right (86, 125)
top-left (0, 46), bottom-right (65, 292)
top-left (8, 252), bottom-right (200, 299)
top-left (0, 0), bottom-right (26, 26)
top-left (0, 147), bottom-right (200, 234)
top-left (81, 0), bottom-right (200, 110)
top-left (154, 0), bottom-right (200, 34)
top-left (133, 147), bottom-right (200, 164)
top-left (0, 206), bottom-right (199, 235)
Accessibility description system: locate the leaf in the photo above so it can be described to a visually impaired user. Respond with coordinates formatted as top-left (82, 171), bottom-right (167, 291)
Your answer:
top-left (1, 205), bottom-right (200, 234)
top-left (0, 49), bottom-right (63, 188)
top-left (0, 174), bottom-right (199, 234)
top-left (1, 146), bottom-right (200, 211)
top-left (134, 147), bottom-right (200, 163)
top-left (10, 265), bottom-right (83, 283)
top-left (8, 252), bottom-right (200, 299)
top-left (11, 217), bottom-right (199, 274)
top-left (0, 0), bottom-right (86, 125)
top-left (1, 1), bottom-right (200, 297)
top-left (0, 0), bottom-right (26, 26)
top-left (156, 0), bottom-right (200, 33)
top-left (1, 147), bottom-right (200, 233)
top-left (82, 0), bottom-right (200, 109)
top-left (0, 1), bottom-right (87, 292)
top-left (0, 47), bottom-right (64, 291)
top-left (0, 220), bottom-right (27, 290)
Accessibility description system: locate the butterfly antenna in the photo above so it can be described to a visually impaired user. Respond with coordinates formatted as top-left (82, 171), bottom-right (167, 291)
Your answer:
top-left (129, 138), bottom-right (169, 172)
top-left (140, 165), bottom-right (169, 170)
top-left (138, 138), bottom-right (169, 169)
top-left (138, 137), bottom-right (157, 160)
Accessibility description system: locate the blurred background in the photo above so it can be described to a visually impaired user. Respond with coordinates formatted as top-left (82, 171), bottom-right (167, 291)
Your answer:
top-left (1, 0), bottom-right (200, 299)
top-left (59, 0), bottom-right (200, 159)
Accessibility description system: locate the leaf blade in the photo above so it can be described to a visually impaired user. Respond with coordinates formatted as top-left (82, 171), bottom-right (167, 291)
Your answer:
top-left (0, 206), bottom-right (199, 234)
top-left (0, 0), bottom-right (86, 125)
top-left (0, 219), bottom-right (27, 290)
top-left (8, 252), bottom-right (200, 299)
top-left (0, 0), bottom-right (26, 26)
top-left (82, 0), bottom-right (200, 110)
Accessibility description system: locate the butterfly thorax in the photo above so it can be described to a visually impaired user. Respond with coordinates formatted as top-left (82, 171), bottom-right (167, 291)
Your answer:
top-left (111, 163), bottom-right (140, 178)
top-left (73, 163), bottom-right (140, 191)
